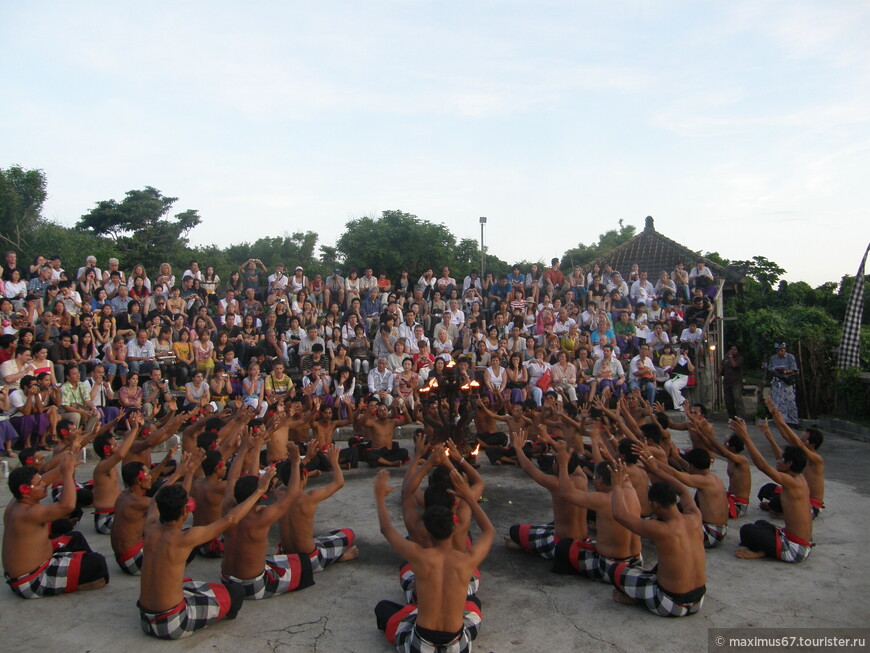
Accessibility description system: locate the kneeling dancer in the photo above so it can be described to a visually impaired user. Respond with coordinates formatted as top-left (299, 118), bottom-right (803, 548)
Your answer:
top-left (610, 460), bottom-right (707, 617)
top-left (137, 468), bottom-right (276, 639)
top-left (3, 450), bottom-right (109, 598)
top-left (375, 468), bottom-right (494, 652)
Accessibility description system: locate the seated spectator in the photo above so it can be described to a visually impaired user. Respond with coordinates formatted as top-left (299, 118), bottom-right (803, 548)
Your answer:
top-left (689, 260), bottom-right (715, 297)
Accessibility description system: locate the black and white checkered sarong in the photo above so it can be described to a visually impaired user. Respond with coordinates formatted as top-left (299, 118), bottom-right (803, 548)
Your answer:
top-left (5, 552), bottom-right (84, 599)
top-left (702, 522), bottom-right (727, 549)
top-left (221, 554), bottom-right (313, 600)
top-left (94, 509), bottom-right (114, 535)
top-left (385, 602), bottom-right (482, 653)
top-left (554, 538), bottom-right (642, 584)
top-left (138, 579), bottom-right (231, 639)
top-left (508, 523), bottom-right (558, 559)
top-left (309, 529), bottom-right (355, 572)
top-left (613, 565), bottom-right (705, 617)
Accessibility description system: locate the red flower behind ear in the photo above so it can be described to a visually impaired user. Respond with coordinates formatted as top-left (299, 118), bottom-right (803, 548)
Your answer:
top-left (103, 445), bottom-right (113, 457)
top-left (59, 428), bottom-right (69, 437)
top-left (24, 456), bottom-right (34, 465)
top-left (137, 470), bottom-right (147, 482)
top-left (18, 484), bottom-right (31, 497)
top-left (216, 460), bottom-right (225, 470)
top-left (142, 428), bottom-right (151, 436)
top-left (186, 497), bottom-right (196, 513)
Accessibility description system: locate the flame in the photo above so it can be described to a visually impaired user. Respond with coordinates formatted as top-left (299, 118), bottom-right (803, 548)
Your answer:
top-left (471, 444), bottom-right (481, 456)
top-left (460, 383), bottom-right (471, 391)
top-left (429, 379), bottom-right (439, 389)
top-left (469, 380), bottom-right (480, 389)
top-left (419, 386), bottom-right (430, 394)
top-left (446, 360), bottom-right (456, 368)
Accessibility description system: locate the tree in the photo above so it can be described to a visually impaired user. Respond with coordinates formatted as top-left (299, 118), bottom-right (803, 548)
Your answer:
top-left (0, 165), bottom-right (47, 250)
top-left (24, 222), bottom-right (120, 274)
top-left (215, 233), bottom-right (321, 277)
top-left (76, 187), bottom-right (201, 269)
top-left (561, 219), bottom-right (636, 269)
top-left (736, 255), bottom-right (786, 292)
top-left (336, 210), bottom-right (464, 281)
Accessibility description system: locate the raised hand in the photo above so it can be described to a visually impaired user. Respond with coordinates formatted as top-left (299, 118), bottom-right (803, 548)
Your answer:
top-left (637, 398), bottom-right (653, 417)
top-left (374, 469), bottom-right (397, 498)
top-left (287, 441), bottom-right (300, 464)
top-left (729, 417), bottom-right (749, 440)
top-left (257, 466), bottom-right (277, 492)
top-left (611, 459), bottom-right (629, 487)
top-left (553, 439), bottom-right (573, 466)
top-left (305, 438), bottom-right (321, 460)
top-left (448, 467), bottom-right (474, 503)
top-left (445, 438), bottom-right (462, 462)
top-left (631, 442), bottom-right (654, 464)
top-left (413, 431), bottom-right (428, 459)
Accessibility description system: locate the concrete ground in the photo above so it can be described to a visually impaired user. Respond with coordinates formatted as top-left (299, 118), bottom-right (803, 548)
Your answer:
top-left (0, 419), bottom-right (868, 652)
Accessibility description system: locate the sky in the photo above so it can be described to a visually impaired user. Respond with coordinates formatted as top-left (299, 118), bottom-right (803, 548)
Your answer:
top-left (2, 1), bottom-right (869, 287)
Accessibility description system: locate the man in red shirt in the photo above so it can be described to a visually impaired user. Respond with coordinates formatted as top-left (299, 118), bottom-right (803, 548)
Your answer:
top-left (544, 258), bottom-right (565, 299)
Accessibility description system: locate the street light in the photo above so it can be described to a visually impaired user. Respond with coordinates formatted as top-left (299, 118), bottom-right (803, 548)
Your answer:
top-left (479, 216), bottom-right (487, 280)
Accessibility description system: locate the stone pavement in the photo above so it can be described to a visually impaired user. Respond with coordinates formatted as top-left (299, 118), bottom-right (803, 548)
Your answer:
top-left (0, 419), bottom-right (867, 652)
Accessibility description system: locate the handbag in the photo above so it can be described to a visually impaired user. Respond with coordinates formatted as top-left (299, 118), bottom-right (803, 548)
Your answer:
top-left (536, 368), bottom-right (552, 391)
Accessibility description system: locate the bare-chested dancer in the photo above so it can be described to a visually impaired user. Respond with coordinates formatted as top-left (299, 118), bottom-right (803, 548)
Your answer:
top-left (635, 440), bottom-right (729, 549)
top-left (757, 396), bottom-right (825, 519)
top-left (610, 459), bottom-right (707, 617)
top-left (220, 440), bottom-right (315, 599)
top-left (3, 448), bottom-right (109, 598)
top-left (112, 451), bottom-right (198, 575)
top-left (357, 401), bottom-right (411, 467)
top-left (137, 467), bottom-right (276, 639)
top-left (690, 415), bottom-right (751, 519)
top-left (375, 468), bottom-right (494, 651)
top-left (400, 438), bottom-right (485, 603)
top-left (551, 442), bottom-right (643, 583)
top-left (277, 445), bottom-right (358, 572)
top-left (731, 418), bottom-right (813, 563)
top-left (91, 412), bottom-right (139, 534)
top-left (190, 449), bottom-right (228, 557)
top-left (308, 398), bottom-right (359, 469)
top-left (505, 431), bottom-right (588, 560)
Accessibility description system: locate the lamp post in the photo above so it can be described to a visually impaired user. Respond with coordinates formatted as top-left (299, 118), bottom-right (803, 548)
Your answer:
top-left (479, 216), bottom-right (487, 280)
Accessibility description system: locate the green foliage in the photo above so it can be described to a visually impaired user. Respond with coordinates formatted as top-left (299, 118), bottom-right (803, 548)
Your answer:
top-left (76, 187), bottom-right (201, 270)
top-left (562, 219), bottom-right (636, 269)
top-left (23, 221), bottom-right (121, 272)
top-left (0, 165), bottom-right (47, 250)
top-left (732, 306), bottom-right (839, 370)
top-left (736, 255), bottom-right (786, 291)
top-left (835, 367), bottom-right (870, 420)
top-left (335, 210), bottom-right (508, 282)
top-left (728, 271), bottom-right (869, 328)
top-left (702, 251), bottom-right (731, 268)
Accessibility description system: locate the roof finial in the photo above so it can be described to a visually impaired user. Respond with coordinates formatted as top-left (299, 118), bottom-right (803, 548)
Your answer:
top-left (644, 215), bottom-right (655, 233)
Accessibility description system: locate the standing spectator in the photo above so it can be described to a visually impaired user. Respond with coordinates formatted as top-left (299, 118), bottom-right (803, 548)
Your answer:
top-left (767, 343), bottom-right (799, 426)
top-left (722, 345), bottom-right (745, 419)
top-left (2, 251), bottom-right (23, 282)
